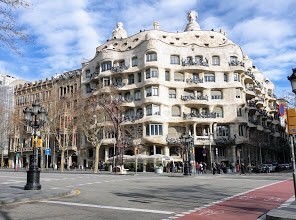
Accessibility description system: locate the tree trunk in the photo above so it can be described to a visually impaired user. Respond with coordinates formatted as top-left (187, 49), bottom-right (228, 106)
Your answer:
top-left (60, 149), bottom-right (65, 172)
top-left (93, 144), bottom-right (99, 173)
top-left (1, 149), bottom-right (3, 168)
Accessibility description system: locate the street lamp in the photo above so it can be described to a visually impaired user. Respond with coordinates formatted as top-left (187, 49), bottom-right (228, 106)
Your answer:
top-left (287, 68), bottom-right (296, 200)
top-left (180, 134), bottom-right (194, 176)
top-left (23, 101), bottom-right (47, 190)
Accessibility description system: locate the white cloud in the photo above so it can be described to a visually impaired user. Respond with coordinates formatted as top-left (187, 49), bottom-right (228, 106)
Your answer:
top-left (19, 0), bottom-right (101, 77)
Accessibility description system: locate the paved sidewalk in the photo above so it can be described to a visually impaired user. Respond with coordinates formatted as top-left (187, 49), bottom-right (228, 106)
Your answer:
top-left (265, 200), bottom-right (296, 220)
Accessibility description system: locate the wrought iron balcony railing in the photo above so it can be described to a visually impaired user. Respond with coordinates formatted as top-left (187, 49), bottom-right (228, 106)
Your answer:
top-left (181, 94), bottom-right (209, 101)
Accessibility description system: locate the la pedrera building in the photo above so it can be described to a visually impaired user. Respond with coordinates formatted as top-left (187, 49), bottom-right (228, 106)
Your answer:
top-left (80, 10), bottom-right (288, 170)
top-left (8, 10), bottom-right (288, 171)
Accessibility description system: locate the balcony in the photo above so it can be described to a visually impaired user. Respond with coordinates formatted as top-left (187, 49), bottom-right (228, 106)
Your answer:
top-left (245, 71), bottom-right (255, 80)
top-left (229, 60), bottom-right (245, 67)
top-left (185, 77), bottom-right (204, 84)
top-left (183, 112), bottom-right (216, 119)
top-left (181, 59), bottom-right (209, 67)
top-left (111, 81), bottom-right (126, 88)
top-left (181, 94), bottom-right (209, 101)
top-left (111, 65), bottom-right (129, 73)
top-left (166, 136), bottom-right (182, 145)
top-left (214, 136), bottom-right (235, 145)
top-left (122, 114), bottom-right (143, 122)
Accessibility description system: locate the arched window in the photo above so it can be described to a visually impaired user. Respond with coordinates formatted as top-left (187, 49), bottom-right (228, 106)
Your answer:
top-left (213, 106), bottom-right (223, 118)
top-left (212, 56), bottom-right (220, 66)
top-left (146, 51), bottom-right (157, 62)
top-left (172, 105), bottom-right (181, 117)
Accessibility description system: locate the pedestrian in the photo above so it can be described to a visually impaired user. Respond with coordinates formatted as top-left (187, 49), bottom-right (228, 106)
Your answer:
top-left (99, 161), bottom-right (104, 171)
top-left (202, 162), bottom-right (207, 174)
top-left (212, 162), bottom-right (217, 175)
top-left (199, 162), bottom-right (203, 174)
top-left (196, 162), bottom-right (200, 174)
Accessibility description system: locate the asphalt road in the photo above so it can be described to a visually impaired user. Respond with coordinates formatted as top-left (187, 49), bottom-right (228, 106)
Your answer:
top-left (0, 171), bottom-right (293, 220)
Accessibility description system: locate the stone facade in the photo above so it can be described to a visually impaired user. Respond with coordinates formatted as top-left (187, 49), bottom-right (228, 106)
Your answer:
top-left (9, 70), bottom-right (81, 169)
top-left (80, 11), bottom-right (287, 169)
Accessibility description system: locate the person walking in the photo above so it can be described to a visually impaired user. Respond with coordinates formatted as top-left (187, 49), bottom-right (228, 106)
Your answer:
top-left (212, 162), bottom-right (217, 175)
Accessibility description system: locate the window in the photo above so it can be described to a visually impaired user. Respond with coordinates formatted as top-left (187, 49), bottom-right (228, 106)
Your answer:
top-left (193, 73), bottom-right (199, 81)
top-left (230, 56), bottom-right (238, 63)
top-left (146, 104), bottom-right (160, 116)
top-left (195, 56), bottom-right (203, 64)
top-left (217, 147), bottom-right (225, 157)
top-left (134, 90), bottom-right (141, 101)
top-left (132, 56), bottom-right (138, 67)
top-left (169, 88), bottom-right (176, 98)
top-left (165, 71), bottom-right (170, 81)
top-left (146, 51), bottom-right (157, 62)
top-left (191, 108), bottom-right (199, 115)
top-left (128, 74), bottom-right (134, 84)
top-left (224, 73), bottom-right (228, 82)
top-left (236, 88), bottom-right (241, 98)
top-left (211, 90), bottom-right (222, 99)
top-left (85, 69), bottom-right (91, 78)
top-left (85, 84), bottom-right (92, 93)
top-left (101, 61), bottom-right (112, 71)
top-left (172, 105), bottom-right (181, 117)
top-left (170, 55), bottom-right (180, 64)
top-left (213, 106), bottom-right (223, 118)
top-left (237, 107), bottom-right (242, 116)
top-left (212, 56), bottom-right (220, 66)
top-left (174, 72), bottom-right (184, 82)
top-left (146, 86), bottom-right (159, 97)
top-left (234, 72), bottom-right (240, 82)
top-left (137, 72), bottom-right (142, 82)
top-left (146, 68), bottom-right (158, 79)
top-left (216, 125), bottom-right (229, 136)
top-left (204, 72), bottom-right (215, 82)
top-left (103, 77), bottom-right (110, 86)
top-left (146, 124), bottom-right (163, 136)
top-left (239, 124), bottom-right (244, 136)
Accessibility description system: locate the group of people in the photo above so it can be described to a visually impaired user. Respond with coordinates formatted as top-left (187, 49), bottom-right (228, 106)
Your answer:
top-left (195, 161), bottom-right (207, 174)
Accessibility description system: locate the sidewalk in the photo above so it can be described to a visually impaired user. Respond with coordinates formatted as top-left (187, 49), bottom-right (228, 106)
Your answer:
top-left (265, 199), bottom-right (296, 220)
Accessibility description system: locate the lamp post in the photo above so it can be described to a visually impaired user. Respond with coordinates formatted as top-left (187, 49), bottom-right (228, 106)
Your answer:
top-left (180, 134), bottom-right (194, 176)
top-left (23, 101), bottom-right (47, 190)
top-left (287, 68), bottom-right (296, 200)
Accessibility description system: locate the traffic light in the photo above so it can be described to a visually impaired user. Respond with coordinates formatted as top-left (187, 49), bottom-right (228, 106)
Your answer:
top-left (37, 137), bottom-right (43, 148)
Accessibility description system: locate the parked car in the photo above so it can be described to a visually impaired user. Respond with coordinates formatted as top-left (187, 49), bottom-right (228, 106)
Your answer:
top-left (259, 164), bottom-right (275, 173)
top-left (279, 163), bottom-right (291, 170)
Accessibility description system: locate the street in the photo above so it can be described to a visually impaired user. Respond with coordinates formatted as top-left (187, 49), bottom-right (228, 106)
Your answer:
top-left (0, 171), bottom-right (294, 220)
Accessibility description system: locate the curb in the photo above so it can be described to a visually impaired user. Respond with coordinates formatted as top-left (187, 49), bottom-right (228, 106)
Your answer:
top-left (0, 189), bottom-right (76, 206)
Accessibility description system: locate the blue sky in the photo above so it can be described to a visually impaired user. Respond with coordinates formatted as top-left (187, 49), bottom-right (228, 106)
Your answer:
top-left (0, 0), bottom-right (295, 97)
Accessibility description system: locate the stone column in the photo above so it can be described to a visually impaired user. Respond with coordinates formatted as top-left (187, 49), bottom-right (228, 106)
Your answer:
top-left (231, 145), bottom-right (236, 168)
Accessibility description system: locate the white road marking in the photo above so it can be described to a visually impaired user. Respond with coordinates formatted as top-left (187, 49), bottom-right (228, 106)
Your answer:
top-left (41, 200), bottom-right (174, 215)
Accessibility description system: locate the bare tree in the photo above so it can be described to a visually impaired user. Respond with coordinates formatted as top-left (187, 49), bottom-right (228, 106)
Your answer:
top-left (76, 95), bottom-right (107, 173)
top-left (46, 92), bottom-right (77, 172)
top-left (0, 0), bottom-right (29, 53)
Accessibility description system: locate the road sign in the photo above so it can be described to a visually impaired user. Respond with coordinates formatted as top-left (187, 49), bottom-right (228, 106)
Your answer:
top-left (45, 148), bottom-right (51, 155)
top-left (286, 108), bottom-right (296, 134)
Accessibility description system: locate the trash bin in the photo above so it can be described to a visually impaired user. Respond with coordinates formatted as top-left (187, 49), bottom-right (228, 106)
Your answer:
top-left (109, 165), bottom-right (112, 172)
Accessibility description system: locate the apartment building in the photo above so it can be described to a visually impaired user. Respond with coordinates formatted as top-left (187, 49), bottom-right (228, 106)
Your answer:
top-left (80, 10), bottom-right (286, 168)
top-left (9, 70), bottom-right (81, 169)
top-left (0, 73), bottom-right (26, 167)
